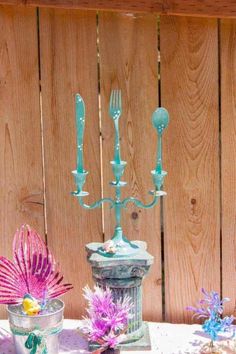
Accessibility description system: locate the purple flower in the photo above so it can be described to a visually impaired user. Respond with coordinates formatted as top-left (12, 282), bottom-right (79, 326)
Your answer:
top-left (187, 289), bottom-right (235, 341)
top-left (78, 285), bottom-right (133, 349)
top-left (220, 315), bottom-right (235, 332)
top-left (200, 288), bottom-right (229, 315)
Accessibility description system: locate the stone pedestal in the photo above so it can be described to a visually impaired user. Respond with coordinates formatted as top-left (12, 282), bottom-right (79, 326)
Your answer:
top-left (86, 240), bottom-right (154, 348)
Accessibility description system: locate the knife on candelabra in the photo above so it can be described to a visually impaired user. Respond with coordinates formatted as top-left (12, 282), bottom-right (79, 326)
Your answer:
top-left (75, 94), bottom-right (85, 173)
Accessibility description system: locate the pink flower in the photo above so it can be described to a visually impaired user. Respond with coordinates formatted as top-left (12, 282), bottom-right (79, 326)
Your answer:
top-left (78, 286), bottom-right (133, 349)
top-left (102, 240), bottom-right (116, 254)
top-left (0, 224), bottom-right (73, 304)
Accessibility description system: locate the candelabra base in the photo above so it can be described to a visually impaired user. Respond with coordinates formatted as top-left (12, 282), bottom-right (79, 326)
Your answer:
top-left (86, 240), bottom-right (154, 349)
top-left (97, 230), bottom-right (140, 258)
top-left (117, 322), bottom-right (151, 351)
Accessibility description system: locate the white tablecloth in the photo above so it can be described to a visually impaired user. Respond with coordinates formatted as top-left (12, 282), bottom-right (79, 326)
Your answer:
top-left (0, 320), bottom-right (235, 353)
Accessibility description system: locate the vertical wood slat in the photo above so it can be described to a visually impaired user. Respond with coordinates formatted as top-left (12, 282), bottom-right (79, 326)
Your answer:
top-left (221, 20), bottom-right (236, 315)
top-left (99, 12), bottom-right (162, 321)
top-left (0, 6), bottom-right (44, 318)
top-left (161, 16), bottom-right (220, 322)
top-left (39, 9), bottom-right (102, 319)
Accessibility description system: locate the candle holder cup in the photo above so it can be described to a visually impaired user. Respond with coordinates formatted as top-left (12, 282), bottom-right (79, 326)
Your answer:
top-left (110, 160), bottom-right (127, 184)
top-left (72, 170), bottom-right (89, 196)
top-left (151, 170), bottom-right (167, 191)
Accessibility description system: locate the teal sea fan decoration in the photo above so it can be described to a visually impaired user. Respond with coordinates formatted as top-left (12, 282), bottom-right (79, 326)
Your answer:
top-left (0, 224), bottom-right (73, 305)
top-left (187, 288), bottom-right (235, 353)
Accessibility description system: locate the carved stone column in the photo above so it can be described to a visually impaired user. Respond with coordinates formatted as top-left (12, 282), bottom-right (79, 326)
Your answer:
top-left (86, 240), bottom-right (154, 349)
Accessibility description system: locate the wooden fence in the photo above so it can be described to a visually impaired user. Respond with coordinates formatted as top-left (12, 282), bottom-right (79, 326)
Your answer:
top-left (0, 4), bottom-right (235, 323)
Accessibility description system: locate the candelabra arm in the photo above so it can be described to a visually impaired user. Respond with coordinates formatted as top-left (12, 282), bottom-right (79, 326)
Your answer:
top-left (77, 196), bottom-right (115, 210)
top-left (122, 193), bottom-right (160, 209)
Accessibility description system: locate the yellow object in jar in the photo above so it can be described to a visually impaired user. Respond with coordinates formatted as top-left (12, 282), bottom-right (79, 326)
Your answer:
top-left (22, 294), bottom-right (41, 316)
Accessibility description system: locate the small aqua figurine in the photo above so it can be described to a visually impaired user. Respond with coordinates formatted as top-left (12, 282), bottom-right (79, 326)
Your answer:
top-left (22, 294), bottom-right (41, 316)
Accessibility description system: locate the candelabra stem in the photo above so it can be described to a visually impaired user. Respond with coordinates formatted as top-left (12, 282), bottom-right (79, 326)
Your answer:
top-left (114, 119), bottom-right (121, 164)
top-left (156, 133), bottom-right (162, 174)
top-left (114, 201), bottom-right (121, 227)
top-left (115, 185), bottom-right (121, 200)
top-left (113, 183), bottom-right (122, 227)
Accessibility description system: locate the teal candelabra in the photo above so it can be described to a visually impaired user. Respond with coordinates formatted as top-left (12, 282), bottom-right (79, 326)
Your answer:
top-left (72, 90), bottom-right (169, 257)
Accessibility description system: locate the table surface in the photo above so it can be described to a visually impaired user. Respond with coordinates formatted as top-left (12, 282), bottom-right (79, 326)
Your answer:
top-left (0, 320), bottom-right (235, 354)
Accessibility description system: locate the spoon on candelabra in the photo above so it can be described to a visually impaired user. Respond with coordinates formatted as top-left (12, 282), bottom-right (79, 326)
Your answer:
top-left (152, 107), bottom-right (169, 174)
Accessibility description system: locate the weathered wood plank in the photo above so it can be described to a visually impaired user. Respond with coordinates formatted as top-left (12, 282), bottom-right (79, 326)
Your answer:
top-left (1, 0), bottom-right (236, 19)
top-left (39, 8), bottom-right (102, 319)
top-left (99, 12), bottom-right (162, 321)
top-left (161, 16), bottom-right (220, 322)
top-left (0, 5), bottom-right (44, 318)
top-left (221, 19), bottom-right (236, 316)
top-left (162, 1), bottom-right (236, 18)
top-left (0, 0), bottom-right (163, 11)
